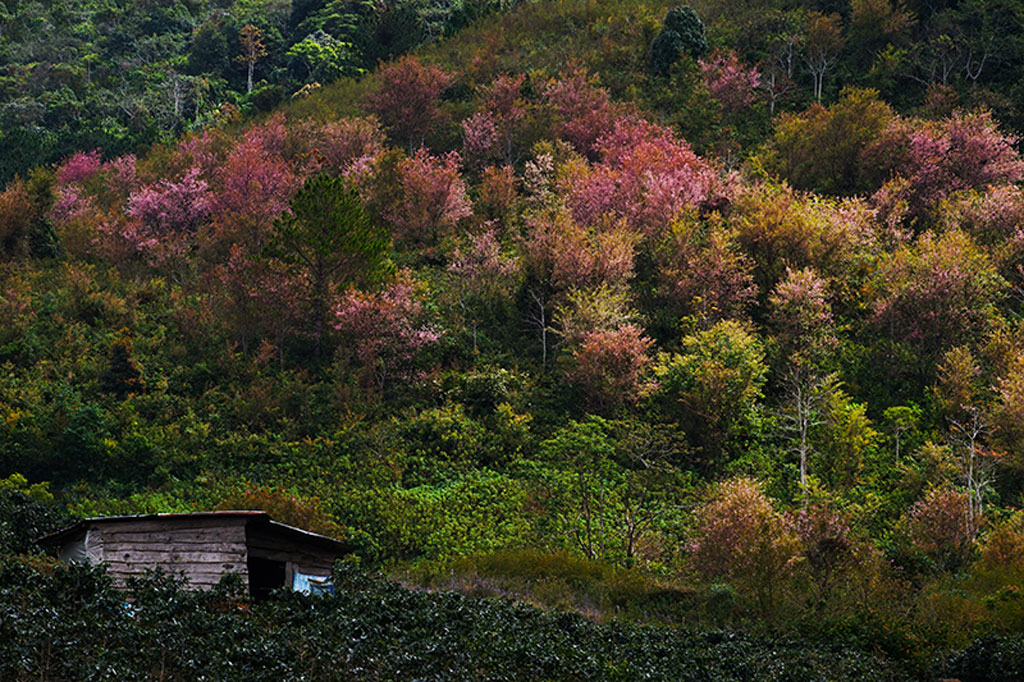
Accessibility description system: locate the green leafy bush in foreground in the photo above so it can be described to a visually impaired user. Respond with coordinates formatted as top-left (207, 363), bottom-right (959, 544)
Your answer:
top-left (0, 555), bottom-right (999, 682)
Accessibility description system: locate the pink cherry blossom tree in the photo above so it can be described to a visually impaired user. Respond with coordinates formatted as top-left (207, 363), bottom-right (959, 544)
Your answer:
top-left (699, 50), bottom-right (762, 113)
top-left (363, 56), bottom-right (453, 152)
top-left (388, 150), bottom-right (472, 248)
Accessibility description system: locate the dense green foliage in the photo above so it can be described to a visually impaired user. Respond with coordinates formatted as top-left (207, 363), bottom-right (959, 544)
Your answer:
top-left (0, 0), bottom-right (525, 183)
top-left (0, 557), bottom-right (955, 680)
top-left (650, 6), bottom-right (708, 76)
top-left (5, 0), bottom-right (1024, 676)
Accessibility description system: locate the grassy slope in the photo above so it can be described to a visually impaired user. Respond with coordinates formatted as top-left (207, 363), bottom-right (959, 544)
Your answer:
top-left (285, 0), bottom-right (672, 123)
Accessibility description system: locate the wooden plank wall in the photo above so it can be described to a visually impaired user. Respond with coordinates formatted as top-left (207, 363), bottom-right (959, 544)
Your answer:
top-left (92, 517), bottom-right (249, 591)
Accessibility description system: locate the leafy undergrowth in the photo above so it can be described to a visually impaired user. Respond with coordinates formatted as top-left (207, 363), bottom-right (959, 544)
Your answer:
top-left (402, 549), bottom-right (698, 624)
top-left (0, 556), bottom-right (916, 682)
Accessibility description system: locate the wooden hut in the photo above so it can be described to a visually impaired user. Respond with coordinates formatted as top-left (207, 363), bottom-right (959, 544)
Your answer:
top-left (39, 511), bottom-right (352, 598)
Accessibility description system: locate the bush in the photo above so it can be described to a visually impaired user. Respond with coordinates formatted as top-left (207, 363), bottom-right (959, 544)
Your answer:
top-left (0, 474), bottom-right (67, 555)
top-left (0, 556), bottom-right (906, 681)
top-left (945, 636), bottom-right (1024, 682)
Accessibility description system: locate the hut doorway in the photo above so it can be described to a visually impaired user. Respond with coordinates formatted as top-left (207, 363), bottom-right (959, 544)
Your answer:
top-left (248, 556), bottom-right (286, 600)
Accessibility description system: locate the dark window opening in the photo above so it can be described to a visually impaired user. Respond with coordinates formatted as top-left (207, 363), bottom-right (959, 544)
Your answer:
top-left (248, 556), bottom-right (286, 600)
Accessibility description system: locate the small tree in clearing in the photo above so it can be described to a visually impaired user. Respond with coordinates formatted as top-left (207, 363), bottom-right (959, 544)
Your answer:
top-left (689, 477), bottom-right (799, 621)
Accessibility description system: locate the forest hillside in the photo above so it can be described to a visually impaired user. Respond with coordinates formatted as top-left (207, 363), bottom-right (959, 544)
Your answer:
top-left (4, 0), bottom-right (1024, 678)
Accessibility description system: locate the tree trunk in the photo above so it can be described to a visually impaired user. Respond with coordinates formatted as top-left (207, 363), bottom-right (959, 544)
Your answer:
top-left (312, 262), bottom-right (327, 361)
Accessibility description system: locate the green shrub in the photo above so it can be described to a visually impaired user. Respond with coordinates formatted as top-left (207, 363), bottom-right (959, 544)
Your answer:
top-left (0, 557), bottom-right (912, 681)
top-left (0, 474), bottom-right (67, 554)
